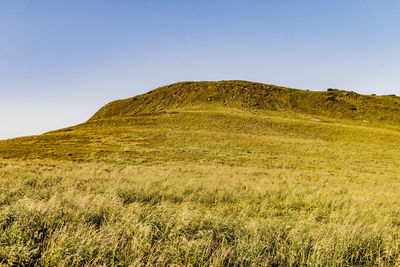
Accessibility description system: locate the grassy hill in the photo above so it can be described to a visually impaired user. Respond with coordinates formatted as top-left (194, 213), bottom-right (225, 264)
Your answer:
top-left (1, 81), bottom-right (400, 265)
top-left (91, 80), bottom-right (400, 124)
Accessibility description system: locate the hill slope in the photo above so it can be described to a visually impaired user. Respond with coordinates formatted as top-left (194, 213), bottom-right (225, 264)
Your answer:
top-left (91, 80), bottom-right (400, 124)
top-left (1, 81), bottom-right (400, 265)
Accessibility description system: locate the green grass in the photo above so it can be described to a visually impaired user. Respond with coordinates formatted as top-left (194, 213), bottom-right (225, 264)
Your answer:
top-left (1, 81), bottom-right (400, 265)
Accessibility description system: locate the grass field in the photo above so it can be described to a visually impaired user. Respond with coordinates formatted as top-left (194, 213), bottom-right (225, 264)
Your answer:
top-left (2, 82), bottom-right (400, 265)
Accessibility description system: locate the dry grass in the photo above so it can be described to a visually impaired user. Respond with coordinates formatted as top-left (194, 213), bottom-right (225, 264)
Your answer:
top-left (1, 104), bottom-right (400, 265)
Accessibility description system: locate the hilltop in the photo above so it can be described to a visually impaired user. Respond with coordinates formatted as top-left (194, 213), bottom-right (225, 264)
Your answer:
top-left (1, 80), bottom-right (400, 163)
top-left (91, 80), bottom-right (400, 124)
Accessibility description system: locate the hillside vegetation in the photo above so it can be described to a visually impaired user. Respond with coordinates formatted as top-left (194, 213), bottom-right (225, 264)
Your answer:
top-left (1, 81), bottom-right (400, 266)
top-left (91, 80), bottom-right (400, 124)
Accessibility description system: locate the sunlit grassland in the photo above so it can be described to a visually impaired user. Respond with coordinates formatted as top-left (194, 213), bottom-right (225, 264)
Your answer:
top-left (1, 106), bottom-right (400, 265)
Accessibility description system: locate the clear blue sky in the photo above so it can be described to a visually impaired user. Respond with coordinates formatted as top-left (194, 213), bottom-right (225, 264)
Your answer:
top-left (1, 1), bottom-right (400, 140)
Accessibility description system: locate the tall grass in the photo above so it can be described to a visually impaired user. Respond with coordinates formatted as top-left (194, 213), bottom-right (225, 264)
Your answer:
top-left (1, 107), bottom-right (400, 265)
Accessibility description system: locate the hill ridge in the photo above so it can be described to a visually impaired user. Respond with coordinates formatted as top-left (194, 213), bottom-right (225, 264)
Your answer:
top-left (90, 80), bottom-right (400, 124)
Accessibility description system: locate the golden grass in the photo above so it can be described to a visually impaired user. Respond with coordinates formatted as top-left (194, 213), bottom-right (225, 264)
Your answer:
top-left (1, 106), bottom-right (400, 265)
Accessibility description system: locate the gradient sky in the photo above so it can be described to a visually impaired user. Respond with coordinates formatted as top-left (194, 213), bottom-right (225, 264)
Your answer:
top-left (1, 1), bottom-right (400, 140)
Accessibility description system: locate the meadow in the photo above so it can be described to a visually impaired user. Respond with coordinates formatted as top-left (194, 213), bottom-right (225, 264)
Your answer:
top-left (1, 104), bottom-right (400, 266)
top-left (3, 79), bottom-right (400, 266)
